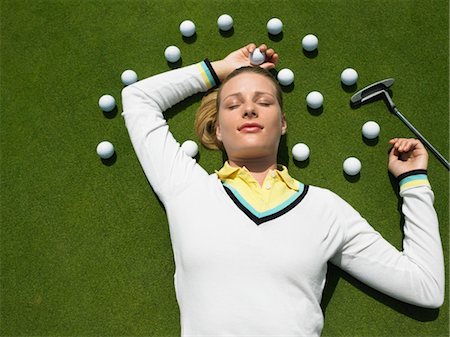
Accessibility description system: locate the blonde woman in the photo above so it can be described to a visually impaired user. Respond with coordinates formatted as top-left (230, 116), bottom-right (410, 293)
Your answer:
top-left (121, 43), bottom-right (444, 336)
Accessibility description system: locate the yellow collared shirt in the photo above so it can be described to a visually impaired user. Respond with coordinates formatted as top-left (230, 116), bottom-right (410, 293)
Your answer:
top-left (216, 161), bottom-right (301, 213)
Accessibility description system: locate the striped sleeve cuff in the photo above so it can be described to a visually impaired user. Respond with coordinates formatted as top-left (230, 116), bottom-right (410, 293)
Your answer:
top-left (398, 169), bottom-right (430, 193)
top-left (196, 59), bottom-right (220, 89)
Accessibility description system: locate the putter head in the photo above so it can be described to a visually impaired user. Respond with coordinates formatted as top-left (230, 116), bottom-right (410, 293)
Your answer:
top-left (350, 78), bottom-right (395, 108)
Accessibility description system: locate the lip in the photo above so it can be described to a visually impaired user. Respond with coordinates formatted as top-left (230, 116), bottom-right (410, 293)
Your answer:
top-left (238, 123), bottom-right (263, 132)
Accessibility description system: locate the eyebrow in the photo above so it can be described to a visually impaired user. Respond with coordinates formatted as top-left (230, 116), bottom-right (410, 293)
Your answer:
top-left (223, 91), bottom-right (275, 101)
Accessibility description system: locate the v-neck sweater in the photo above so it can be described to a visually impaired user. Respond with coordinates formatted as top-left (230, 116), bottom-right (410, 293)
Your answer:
top-left (121, 61), bottom-right (444, 337)
top-left (216, 161), bottom-right (301, 214)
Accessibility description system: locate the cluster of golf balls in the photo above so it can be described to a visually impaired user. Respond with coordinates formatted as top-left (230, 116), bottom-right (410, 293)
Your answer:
top-left (292, 121), bottom-right (380, 176)
top-left (97, 66), bottom-right (200, 160)
top-left (341, 121), bottom-right (380, 175)
top-left (165, 16), bottom-right (287, 67)
top-left (160, 16), bottom-right (365, 175)
top-left (97, 94), bottom-right (116, 159)
top-left (96, 112), bottom-right (114, 158)
top-left (97, 15), bottom-right (380, 180)
top-left (293, 119), bottom-right (381, 175)
top-left (260, 19), bottom-right (370, 177)
top-left (164, 15), bottom-right (356, 93)
top-left (96, 69), bottom-right (140, 160)
top-left (164, 15), bottom-right (233, 64)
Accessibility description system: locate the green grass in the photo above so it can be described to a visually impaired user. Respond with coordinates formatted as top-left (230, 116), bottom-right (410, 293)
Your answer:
top-left (1, 0), bottom-right (448, 336)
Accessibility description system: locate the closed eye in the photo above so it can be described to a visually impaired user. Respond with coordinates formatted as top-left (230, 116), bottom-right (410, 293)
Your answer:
top-left (227, 104), bottom-right (241, 110)
top-left (257, 101), bottom-right (272, 106)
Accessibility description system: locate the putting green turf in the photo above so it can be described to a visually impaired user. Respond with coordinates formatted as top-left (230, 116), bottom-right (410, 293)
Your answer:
top-left (1, 0), bottom-right (448, 336)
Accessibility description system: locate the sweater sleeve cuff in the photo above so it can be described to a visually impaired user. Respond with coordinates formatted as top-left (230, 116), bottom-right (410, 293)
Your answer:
top-left (398, 169), bottom-right (430, 193)
top-left (196, 59), bottom-right (221, 90)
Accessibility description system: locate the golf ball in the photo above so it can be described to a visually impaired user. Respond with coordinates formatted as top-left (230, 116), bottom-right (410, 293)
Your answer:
top-left (217, 14), bottom-right (233, 31)
top-left (277, 68), bottom-right (294, 86)
top-left (98, 94), bottom-right (116, 112)
top-left (302, 34), bottom-right (318, 52)
top-left (96, 141), bottom-right (115, 159)
top-left (292, 143), bottom-right (310, 161)
top-left (306, 91), bottom-right (323, 109)
top-left (179, 20), bottom-right (196, 37)
top-left (181, 140), bottom-right (198, 158)
top-left (341, 68), bottom-right (358, 86)
top-left (121, 69), bottom-right (138, 86)
top-left (250, 48), bottom-right (265, 65)
top-left (362, 121), bottom-right (380, 139)
top-left (267, 18), bottom-right (283, 35)
top-left (164, 45), bottom-right (181, 63)
top-left (343, 157), bottom-right (361, 176)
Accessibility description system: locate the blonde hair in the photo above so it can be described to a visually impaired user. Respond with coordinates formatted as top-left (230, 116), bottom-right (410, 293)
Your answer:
top-left (194, 66), bottom-right (283, 151)
top-left (195, 89), bottom-right (223, 150)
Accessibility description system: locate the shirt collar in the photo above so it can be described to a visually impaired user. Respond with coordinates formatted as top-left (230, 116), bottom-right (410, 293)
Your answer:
top-left (215, 161), bottom-right (299, 191)
top-left (215, 161), bottom-right (241, 179)
top-left (275, 165), bottom-right (299, 191)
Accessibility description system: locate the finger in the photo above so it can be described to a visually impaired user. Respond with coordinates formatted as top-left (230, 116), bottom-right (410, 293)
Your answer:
top-left (258, 44), bottom-right (268, 53)
top-left (395, 138), bottom-right (405, 146)
top-left (393, 141), bottom-right (411, 161)
top-left (397, 139), bottom-right (410, 152)
top-left (403, 139), bottom-right (418, 153)
top-left (400, 138), bottom-right (419, 153)
top-left (265, 48), bottom-right (275, 58)
top-left (389, 144), bottom-right (399, 158)
top-left (260, 61), bottom-right (276, 70)
top-left (389, 139), bottom-right (411, 159)
top-left (246, 43), bottom-right (257, 54)
top-left (408, 138), bottom-right (422, 150)
top-left (267, 52), bottom-right (279, 64)
top-left (260, 54), bottom-right (279, 69)
top-left (397, 139), bottom-right (406, 152)
top-left (389, 138), bottom-right (402, 152)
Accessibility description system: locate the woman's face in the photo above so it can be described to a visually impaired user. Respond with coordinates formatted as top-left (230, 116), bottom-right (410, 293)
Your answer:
top-left (216, 72), bottom-right (286, 160)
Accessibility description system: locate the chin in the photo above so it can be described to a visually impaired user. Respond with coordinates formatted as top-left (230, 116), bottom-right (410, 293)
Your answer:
top-left (235, 145), bottom-right (275, 159)
top-left (222, 137), bottom-right (280, 159)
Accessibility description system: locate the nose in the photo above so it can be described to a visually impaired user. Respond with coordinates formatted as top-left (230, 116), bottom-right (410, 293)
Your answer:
top-left (242, 102), bottom-right (258, 118)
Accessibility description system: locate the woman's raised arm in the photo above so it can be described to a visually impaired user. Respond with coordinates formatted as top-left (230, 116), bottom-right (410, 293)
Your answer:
top-left (121, 44), bottom-right (278, 202)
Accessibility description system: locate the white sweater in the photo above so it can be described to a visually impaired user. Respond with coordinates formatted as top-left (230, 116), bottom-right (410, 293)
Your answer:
top-left (121, 62), bottom-right (444, 337)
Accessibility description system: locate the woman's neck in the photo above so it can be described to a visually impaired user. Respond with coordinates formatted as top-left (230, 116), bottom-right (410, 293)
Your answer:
top-left (228, 157), bottom-right (277, 187)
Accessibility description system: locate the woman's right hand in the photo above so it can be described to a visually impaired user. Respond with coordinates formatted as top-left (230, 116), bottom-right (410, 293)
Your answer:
top-left (212, 43), bottom-right (279, 81)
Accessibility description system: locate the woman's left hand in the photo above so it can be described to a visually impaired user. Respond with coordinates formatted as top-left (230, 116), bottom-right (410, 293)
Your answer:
top-left (388, 138), bottom-right (428, 177)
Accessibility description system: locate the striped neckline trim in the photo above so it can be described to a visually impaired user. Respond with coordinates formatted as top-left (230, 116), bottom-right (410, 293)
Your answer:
top-left (222, 183), bottom-right (309, 225)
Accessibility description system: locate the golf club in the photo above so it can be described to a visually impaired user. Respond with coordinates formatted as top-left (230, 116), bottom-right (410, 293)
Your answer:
top-left (351, 79), bottom-right (450, 170)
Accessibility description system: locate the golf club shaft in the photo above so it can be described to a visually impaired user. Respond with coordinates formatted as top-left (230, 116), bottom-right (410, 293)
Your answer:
top-left (394, 108), bottom-right (450, 170)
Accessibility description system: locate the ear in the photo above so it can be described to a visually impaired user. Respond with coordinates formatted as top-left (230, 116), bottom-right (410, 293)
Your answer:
top-left (216, 123), bottom-right (222, 141)
top-left (281, 113), bottom-right (287, 135)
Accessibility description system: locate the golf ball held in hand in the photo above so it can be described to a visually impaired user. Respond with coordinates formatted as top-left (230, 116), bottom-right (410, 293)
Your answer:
top-left (217, 14), bottom-right (233, 31)
top-left (343, 157), bottom-right (361, 175)
top-left (121, 70), bottom-right (138, 86)
top-left (267, 18), bottom-right (283, 35)
top-left (179, 20), bottom-right (196, 37)
top-left (362, 121), bottom-right (380, 139)
top-left (165, 46), bottom-right (181, 63)
top-left (341, 68), bottom-right (358, 86)
top-left (292, 143), bottom-right (310, 161)
top-left (97, 141), bottom-right (115, 159)
top-left (98, 94), bottom-right (116, 112)
top-left (302, 34), bottom-right (318, 51)
top-left (250, 48), bottom-right (265, 65)
top-left (306, 91), bottom-right (323, 109)
top-left (277, 68), bottom-right (294, 86)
